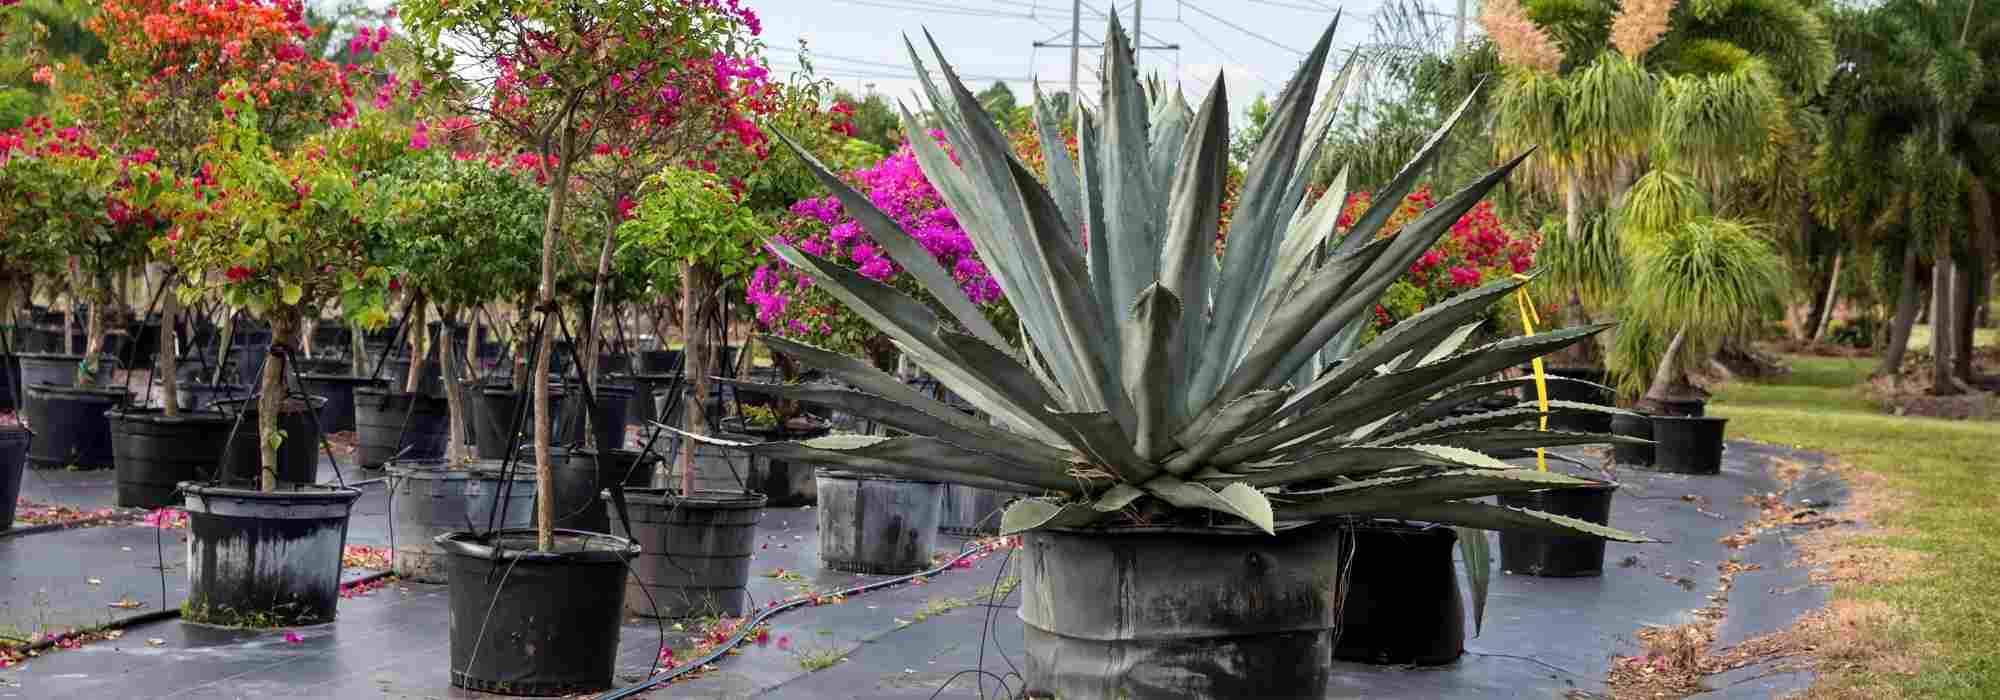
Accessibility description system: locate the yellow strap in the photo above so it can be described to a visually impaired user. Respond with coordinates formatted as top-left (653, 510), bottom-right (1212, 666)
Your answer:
top-left (1512, 274), bottom-right (1549, 472)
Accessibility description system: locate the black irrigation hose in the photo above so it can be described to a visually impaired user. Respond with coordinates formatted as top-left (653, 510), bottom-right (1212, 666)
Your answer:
top-left (591, 540), bottom-right (989, 700)
top-left (0, 511), bottom-right (126, 540)
top-left (0, 570), bottom-right (398, 657)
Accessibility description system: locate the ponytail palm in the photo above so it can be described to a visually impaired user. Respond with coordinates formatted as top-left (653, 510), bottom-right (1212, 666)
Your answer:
top-left (683, 18), bottom-right (1649, 546)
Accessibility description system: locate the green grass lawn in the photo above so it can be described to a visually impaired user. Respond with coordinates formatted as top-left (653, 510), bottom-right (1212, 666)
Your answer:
top-left (1906, 323), bottom-right (2000, 352)
top-left (1710, 355), bottom-right (2000, 698)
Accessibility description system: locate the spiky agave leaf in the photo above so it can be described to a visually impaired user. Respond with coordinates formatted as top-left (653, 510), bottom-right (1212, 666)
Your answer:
top-left (755, 15), bottom-right (1647, 550)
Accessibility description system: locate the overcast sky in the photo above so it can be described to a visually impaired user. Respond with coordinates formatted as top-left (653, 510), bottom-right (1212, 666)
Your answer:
top-left (755, 0), bottom-right (1466, 118)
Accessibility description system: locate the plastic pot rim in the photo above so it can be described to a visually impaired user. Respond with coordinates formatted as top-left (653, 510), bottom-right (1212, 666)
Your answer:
top-left (433, 528), bottom-right (639, 564)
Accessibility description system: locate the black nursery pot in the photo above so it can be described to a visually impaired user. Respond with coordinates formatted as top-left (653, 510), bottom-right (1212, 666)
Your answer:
top-left (1650, 415), bottom-right (1729, 475)
top-left (1610, 412), bottom-right (1656, 467)
top-left (554, 448), bottom-right (657, 533)
top-left (712, 416), bottom-right (830, 507)
top-left (107, 408), bottom-right (235, 508)
top-left (557, 384), bottom-right (632, 450)
top-left (214, 397), bottom-right (326, 488)
top-left (21, 384), bottom-right (128, 469)
top-left (815, 469), bottom-right (943, 575)
top-left (0, 353), bottom-right (20, 412)
top-left (17, 351), bottom-right (115, 389)
top-left (1540, 366), bottom-right (1614, 433)
top-left (297, 374), bottom-right (386, 433)
top-left (1334, 522), bottom-right (1465, 666)
top-left (611, 488), bottom-right (765, 618)
top-left (638, 349), bottom-right (682, 373)
top-left (175, 382), bottom-right (252, 411)
top-left (473, 384), bottom-right (569, 461)
top-left (1497, 481), bottom-right (1619, 577)
top-left (180, 483), bottom-right (362, 627)
top-left (939, 483), bottom-right (1012, 536)
top-left (353, 387), bottom-right (450, 468)
top-left (439, 529), bottom-right (638, 696)
top-left (0, 426), bottom-right (29, 530)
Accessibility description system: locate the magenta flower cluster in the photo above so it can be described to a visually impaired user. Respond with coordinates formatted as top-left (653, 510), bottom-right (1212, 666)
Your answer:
top-left (748, 135), bottom-right (1004, 337)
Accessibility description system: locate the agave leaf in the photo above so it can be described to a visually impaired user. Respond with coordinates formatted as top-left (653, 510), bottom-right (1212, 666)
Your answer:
top-left (1330, 90), bottom-right (1483, 256)
top-left (1123, 285), bottom-right (1182, 460)
top-left (663, 428), bottom-right (1060, 494)
top-left (1208, 235), bottom-right (1393, 409)
top-left (1217, 324), bottom-right (1613, 466)
top-left (757, 333), bottom-right (1068, 446)
top-left (1361, 500), bottom-right (1657, 543)
top-left (1190, 21), bottom-right (1340, 408)
top-left (1369, 400), bottom-right (1639, 446)
top-left (1255, 164), bottom-right (1350, 322)
top-left (1142, 477), bottom-right (1276, 534)
top-left (1228, 444), bottom-right (1529, 487)
top-left (1098, 14), bottom-right (1158, 325)
top-left (1395, 428), bottom-right (1649, 451)
top-left (1264, 152), bottom-right (1535, 390)
top-left (999, 154), bottom-right (1132, 424)
top-left (935, 331), bottom-right (1157, 484)
top-left (710, 378), bottom-right (1074, 466)
top-left (1154, 75), bottom-right (1229, 421)
top-left (1275, 468), bottom-right (1596, 517)
top-left (1402, 375), bottom-right (1615, 425)
top-left (1075, 107), bottom-right (1116, 349)
top-left (1284, 275), bottom-right (1529, 413)
top-left (1032, 82), bottom-right (1085, 247)
top-left (1147, 88), bottom-right (1193, 206)
top-left (1000, 484), bottom-right (1148, 535)
top-left (771, 130), bottom-right (1007, 350)
top-left (1164, 388), bottom-right (1290, 475)
top-left (1457, 527), bottom-right (1491, 636)
top-left (1401, 322), bottom-right (1484, 371)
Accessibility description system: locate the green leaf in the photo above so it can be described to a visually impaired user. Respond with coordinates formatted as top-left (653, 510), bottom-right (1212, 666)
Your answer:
top-left (281, 282), bottom-right (304, 306)
top-left (666, 428), bottom-right (1062, 493)
top-left (709, 378), bottom-right (1074, 467)
top-left (1362, 500), bottom-right (1656, 543)
top-left (1225, 444), bottom-right (1526, 487)
top-left (1274, 469), bottom-right (1597, 518)
top-left (1456, 527), bottom-right (1491, 636)
top-left (1097, 14), bottom-right (1159, 327)
top-left (1142, 476), bottom-right (1276, 534)
top-left (1154, 76), bottom-right (1229, 422)
top-left (1368, 401), bottom-right (1639, 446)
top-left (1121, 285), bottom-right (1182, 461)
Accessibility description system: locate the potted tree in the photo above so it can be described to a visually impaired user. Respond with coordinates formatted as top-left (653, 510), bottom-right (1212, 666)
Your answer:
top-left (402, 0), bottom-right (772, 691)
top-left (678, 19), bottom-right (1651, 698)
top-left (163, 62), bottom-right (390, 626)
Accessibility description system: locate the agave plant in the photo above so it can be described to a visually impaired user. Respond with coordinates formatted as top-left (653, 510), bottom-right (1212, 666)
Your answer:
top-left (686, 17), bottom-right (1647, 553)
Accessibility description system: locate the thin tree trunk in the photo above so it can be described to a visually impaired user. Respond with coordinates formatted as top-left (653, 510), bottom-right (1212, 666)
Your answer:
top-left (1877, 244), bottom-right (1923, 380)
top-left (259, 309), bottom-right (298, 492)
top-left (160, 275), bottom-right (181, 417)
top-left (213, 312), bottom-right (235, 386)
top-left (1952, 255), bottom-right (1978, 382)
top-left (1811, 251), bottom-right (1842, 342)
top-left (678, 262), bottom-right (716, 495)
top-left (1932, 243), bottom-right (1960, 395)
top-left (83, 287), bottom-right (104, 386)
top-left (532, 116), bottom-right (579, 553)
top-left (64, 260), bottom-right (79, 356)
top-left (405, 300), bottom-right (428, 394)
top-left (1640, 327), bottom-right (1689, 409)
top-left (441, 307), bottom-right (466, 464)
top-left (581, 192), bottom-right (622, 449)
top-left (350, 321), bottom-right (367, 376)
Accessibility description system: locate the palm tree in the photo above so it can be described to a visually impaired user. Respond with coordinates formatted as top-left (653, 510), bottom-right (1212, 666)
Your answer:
top-left (1814, 0), bottom-right (2000, 392)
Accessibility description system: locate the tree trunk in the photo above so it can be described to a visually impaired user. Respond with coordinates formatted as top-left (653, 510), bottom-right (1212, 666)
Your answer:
top-left (678, 262), bottom-right (716, 495)
top-left (350, 321), bottom-right (367, 376)
top-left (213, 312), bottom-right (235, 386)
top-left (259, 309), bottom-right (298, 492)
top-left (64, 260), bottom-right (79, 356)
top-left (580, 193), bottom-right (623, 449)
top-left (1639, 327), bottom-right (1689, 410)
top-left (532, 116), bottom-right (579, 553)
top-left (1952, 254), bottom-right (1979, 382)
top-left (405, 299), bottom-right (428, 394)
top-left (1810, 251), bottom-right (1842, 342)
top-left (1931, 245), bottom-right (1961, 395)
top-left (83, 287), bottom-right (104, 386)
top-left (160, 274), bottom-right (181, 417)
top-left (441, 307), bottom-right (467, 464)
top-left (1877, 244), bottom-right (1923, 380)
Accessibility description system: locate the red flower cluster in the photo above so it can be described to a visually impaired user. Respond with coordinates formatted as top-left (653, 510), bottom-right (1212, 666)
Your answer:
top-left (1332, 184), bottom-right (1540, 328)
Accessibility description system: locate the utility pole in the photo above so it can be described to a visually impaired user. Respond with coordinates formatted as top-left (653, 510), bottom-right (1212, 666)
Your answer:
top-left (1035, 0), bottom-right (1180, 108)
top-left (1070, 0), bottom-right (1082, 107)
top-left (1455, 0), bottom-right (1468, 49)
top-left (1134, 0), bottom-right (1142, 64)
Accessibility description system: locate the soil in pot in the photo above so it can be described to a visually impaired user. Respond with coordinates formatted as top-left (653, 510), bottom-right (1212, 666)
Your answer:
top-left (108, 408), bottom-right (235, 508)
top-left (557, 384), bottom-right (633, 450)
top-left (16, 352), bottom-right (115, 388)
top-left (1611, 412), bottom-right (1655, 467)
top-left (20, 384), bottom-right (128, 469)
top-left (297, 374), bottom-right (385, 433)
top-left (474, 384), bottom-right (571, 461)
top-left (1020, 521), bottom-right (1348, 700)
top-left (611, 488), bottom-right (764, 618)
top-left (353, 387), bottom-right (450, 468)
top-left (1497, 480), bottom-right (1619, 577)
top-left (439, 529), bottom-right (637, 696)
top-left (180, 483), bottom-right (362, 627)
top-left (384, 459), bottom-right (537, 583)
top-left (555, 448), bottom-right (656, 534)
top-left (215, 397), bottom-right (324, 488)
top-left (1333, 522), bottom-right (1464, 666)
top-left (815, 470), bottom-right (943, 575)
top-left (939, 483), bottom-right (1012, 536)
top-left (0, 426), bottom-right (28, 530)
top-left (1651, 415), bottom-right (1729, 475)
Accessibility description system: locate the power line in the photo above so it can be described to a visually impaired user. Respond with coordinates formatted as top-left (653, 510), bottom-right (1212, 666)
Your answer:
top-left (1173, 20), bottom-right (1277, 88)
top-left (1179, 2), bottom-right (1306, 56)
top-left (828, 0), bottom-right (1035, 20)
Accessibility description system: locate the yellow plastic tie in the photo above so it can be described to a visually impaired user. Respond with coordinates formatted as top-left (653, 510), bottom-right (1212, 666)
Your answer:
top-left (1511, 274), bottom-right (1549, 472)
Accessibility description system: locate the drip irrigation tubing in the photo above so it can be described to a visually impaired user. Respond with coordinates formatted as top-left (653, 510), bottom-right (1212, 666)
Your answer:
top-left (591, 539), bottom-right (994, 700)
top-left (0, 570), bottom-right (396, 657)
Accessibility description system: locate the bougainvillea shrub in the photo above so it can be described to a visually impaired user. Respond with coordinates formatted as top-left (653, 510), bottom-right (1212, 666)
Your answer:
top-left (1333, 185), bottom-right (1542, 335)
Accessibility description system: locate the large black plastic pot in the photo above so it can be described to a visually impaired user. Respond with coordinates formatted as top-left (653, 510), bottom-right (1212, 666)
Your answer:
top-left (298, 374), bottom-right (385, 433)
top-left (0, 426), bottom-right (28, 530)
top-left (940, 484), bottom-right (1012, 536)
top-left (1541, 366), bottom-right (1614, 433)
top-left (638, 349), bottom-right (682, 373)
top-left (1497, 480), bottom-right (1619, 577)
top-left (439, 529), bottom-right (638, 696)
top-left (20, 384), bottom-right (128, 469)
top-left (555, 448), bottom-right (655, 533)
top-left (385, 460), bottom-right (536, 582)
top-left (107, 408), bottom-right (234, 508)
top-left (17, 351), bottom-right (115, 388)
top-left (815, 470), bottom-right (943, 574)
top-left (473, 384), bottom-right (571, 460)
top-left (1656, 397), bottom-right (1707, 417)
top-left (611, 488), bottom-right (763, 618)
top-left (180, 483), bottom-right (362, 627)
top-left (1651, 416), bottom-right (1728, 475)
top-left (558, 384), bottom-right (633, 450)
top-left (175, 382), bottom-right (252, 411)
top-left (1020, 522), bottom-right (1348, 699)
top-left (353, 387), bottom-right (450, 468)
top-left (1333, 522), bottom-right (1464, 665)
top-left (215, 397), bottom-right (324, 488)
top-left (0, 353), bottom-right (19, 412)
top-left (1611, 412), bottom-right (1655, 467)
top-left (379, 355), bottom-right (445, 399)
top-left (714, 417), bottom-right (829, 507)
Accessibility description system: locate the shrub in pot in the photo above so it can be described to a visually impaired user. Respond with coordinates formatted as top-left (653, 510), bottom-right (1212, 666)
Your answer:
top-left (682, 20), bottom-right (1652, 698)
